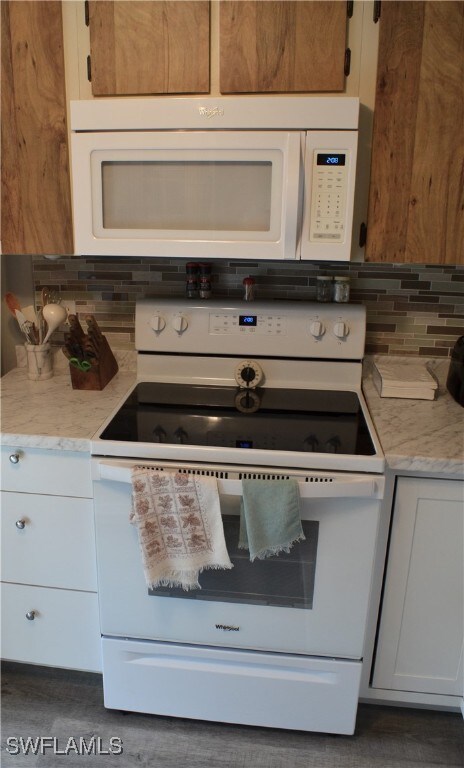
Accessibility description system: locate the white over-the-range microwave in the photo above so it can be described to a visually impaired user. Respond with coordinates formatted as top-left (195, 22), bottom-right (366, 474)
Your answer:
top-left (70, 96), bottom-right (359, 261)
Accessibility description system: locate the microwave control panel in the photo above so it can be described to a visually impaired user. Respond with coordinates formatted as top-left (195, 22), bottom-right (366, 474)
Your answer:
top-left (309, 152), bottom-right (348, 243)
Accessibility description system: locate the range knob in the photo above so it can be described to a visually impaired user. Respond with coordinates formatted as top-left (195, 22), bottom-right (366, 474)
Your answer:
top-left (172, 314), bottom-right (188, 334)
top-left (309, 320), bottom-right (325, 339)
top-left (150, 313), bottom-right (166, 333)
top-left (234, 360), bottom-right (264, 389)
top-left (333, 321), bottom-right (349, 339)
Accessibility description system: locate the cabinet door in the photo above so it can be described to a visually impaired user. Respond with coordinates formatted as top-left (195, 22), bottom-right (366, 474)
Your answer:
top-left (1, 0), bottom-right (73, 255)
top-left (373, 477), bottom-right (463, 696)
top-left (88, 1), bottom-right (210, 96)
top-left (366, 1), bottom-right (464, 264)
top-left (219, 1), bottom-right (347, 93)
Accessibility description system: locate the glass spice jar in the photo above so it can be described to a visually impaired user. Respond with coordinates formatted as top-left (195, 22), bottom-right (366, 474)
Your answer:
top-left (199, 263), bottom-right (212, 299)
top-left (316, 275), bottom-right (333, 302)
top-left (185, 262), bottom-right (199, 298)
top-left (333, 275), bottom-right (350, 303)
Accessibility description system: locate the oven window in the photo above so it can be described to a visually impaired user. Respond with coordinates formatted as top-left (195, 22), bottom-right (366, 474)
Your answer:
top-left (149, 516), bottom-right (319, 609)
top-left (101, 160), bottom-right (272, 232)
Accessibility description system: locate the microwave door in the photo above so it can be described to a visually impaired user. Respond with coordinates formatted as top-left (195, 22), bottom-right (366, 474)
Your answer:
top-left (300, 131), bottom-right (358, 262)
top-left (71, 131), bottom-right (302, 260)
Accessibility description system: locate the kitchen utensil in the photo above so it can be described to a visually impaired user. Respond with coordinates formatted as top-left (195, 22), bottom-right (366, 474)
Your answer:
top-left (69, 357), bottom-right (92, 372)
top-left (5, 292), bottom-right (22, 317)
top-left (41, 287), bottom-right (50, 307)
top-left (42, 303), bottom-right (68, 344)
top-left (14, 310), bottom-right (36, 344)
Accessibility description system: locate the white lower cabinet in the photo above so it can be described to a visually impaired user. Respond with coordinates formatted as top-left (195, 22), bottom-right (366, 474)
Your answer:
top-left (1, 583), bottom-right (101, 672)
top-left (0, 446), bottom-right (101, 672)
top-left (372, 476), bottom-right (463, 699)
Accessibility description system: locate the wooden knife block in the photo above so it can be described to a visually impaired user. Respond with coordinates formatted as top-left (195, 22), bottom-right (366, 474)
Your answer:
top-left (69, 335), bottom-right (118, 391)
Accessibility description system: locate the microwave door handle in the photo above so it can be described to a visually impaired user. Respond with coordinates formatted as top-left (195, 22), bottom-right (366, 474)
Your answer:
top-left (96, 462), bottom-right (380, 499)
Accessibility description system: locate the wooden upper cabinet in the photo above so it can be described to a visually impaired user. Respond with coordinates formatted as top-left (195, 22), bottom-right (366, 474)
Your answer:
top-left (88, 1), bottom-right (210, 96)
top-left (366, 1), bottom-right (464, 264)
top-left (219, 1), bottom-right (347, 93)
top-left (1, 1), bottom-right (73, 255)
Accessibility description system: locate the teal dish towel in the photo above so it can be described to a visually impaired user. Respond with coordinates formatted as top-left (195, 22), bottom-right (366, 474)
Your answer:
top-left (238, 479), bottom-right (305, 561)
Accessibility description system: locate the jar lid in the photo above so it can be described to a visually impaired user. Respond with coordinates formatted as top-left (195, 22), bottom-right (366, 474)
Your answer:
top-left (316, 275), bottom-right (333, 281)
top-left (334, 275), bottom-right (350, 281)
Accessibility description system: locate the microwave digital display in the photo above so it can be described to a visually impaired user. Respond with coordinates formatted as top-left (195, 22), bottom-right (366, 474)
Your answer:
top-left (317, 153), bottom-right (346, 166)
top-left (239, 315), bottom-right (257, 327)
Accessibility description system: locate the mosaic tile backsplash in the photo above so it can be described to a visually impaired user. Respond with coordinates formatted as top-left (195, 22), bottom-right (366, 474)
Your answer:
top-left (31, 257), bottom-right (464, 357)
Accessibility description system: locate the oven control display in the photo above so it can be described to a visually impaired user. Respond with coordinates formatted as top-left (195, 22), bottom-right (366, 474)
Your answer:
top-left (210, 313), bottom-right (286, 335)
top-left (239, 315), bottom-right (257, 326)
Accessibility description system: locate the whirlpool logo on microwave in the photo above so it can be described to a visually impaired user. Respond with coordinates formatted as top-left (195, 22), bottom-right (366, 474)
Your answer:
top-left (215, 623), bottom-right (240, 632)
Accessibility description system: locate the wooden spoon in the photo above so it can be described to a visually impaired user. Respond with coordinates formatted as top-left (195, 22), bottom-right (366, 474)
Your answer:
top-left (4, 292), bottom-right (22, 317)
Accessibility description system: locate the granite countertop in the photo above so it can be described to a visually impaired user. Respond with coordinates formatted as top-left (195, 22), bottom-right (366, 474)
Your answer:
top-left (362, 357), bottom-right (464, 477)
top-left (1, 353), bottom-right (463, 477)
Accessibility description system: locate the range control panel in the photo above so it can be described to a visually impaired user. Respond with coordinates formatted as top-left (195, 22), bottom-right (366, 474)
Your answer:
top-left (136, 299), bottom-right (366, 360)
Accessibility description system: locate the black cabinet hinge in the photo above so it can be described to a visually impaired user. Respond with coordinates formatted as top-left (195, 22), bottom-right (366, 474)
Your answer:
top-left (373, 1), bottom-right (381, 23)
top-left (87, 55), bottom-right (92, 82)
top-left (344, 48), bottom-right (351, 77)
top-left (359, 222), bottom-right (367, 248)
top-left (347, 1), bottom-right (354, 19)
top-left (84, 0), bottom-right (90, 26)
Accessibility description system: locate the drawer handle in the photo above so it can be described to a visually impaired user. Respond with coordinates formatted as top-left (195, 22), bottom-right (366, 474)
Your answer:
top-left (25, 610), bottom-right (36, 621)
top-left (15, 519), bottom-right (26, 530)
top-left (9, 453), bottom-right (21, 464)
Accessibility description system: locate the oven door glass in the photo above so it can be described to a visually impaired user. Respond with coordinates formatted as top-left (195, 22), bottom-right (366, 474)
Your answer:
top-left (149, 515), bottom-right (319, 609)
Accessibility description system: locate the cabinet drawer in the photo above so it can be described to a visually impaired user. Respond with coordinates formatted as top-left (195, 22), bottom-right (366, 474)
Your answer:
top-left (1, 446), bottom-right (92, 497)
top-left (1, 582), bottom-right (101, 672)
top-left (1, 492), bottom-right (97, 591)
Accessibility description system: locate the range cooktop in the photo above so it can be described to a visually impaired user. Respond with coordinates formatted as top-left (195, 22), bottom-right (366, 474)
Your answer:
top-left (99, 382), bottom-right (376, 457)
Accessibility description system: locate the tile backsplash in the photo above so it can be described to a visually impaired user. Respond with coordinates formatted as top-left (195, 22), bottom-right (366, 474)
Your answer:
top-left (32, 257), bottom-right (464, 357)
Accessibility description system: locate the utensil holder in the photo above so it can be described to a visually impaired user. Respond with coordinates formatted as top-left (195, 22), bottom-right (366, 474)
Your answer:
top-left (25, 342), bottom-right (53, 381)
top-left (69, 335), bottom-right (118, 391)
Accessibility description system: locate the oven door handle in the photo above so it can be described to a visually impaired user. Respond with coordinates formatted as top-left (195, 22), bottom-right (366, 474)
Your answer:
top-left (95, 462), bottom-right (382, 499)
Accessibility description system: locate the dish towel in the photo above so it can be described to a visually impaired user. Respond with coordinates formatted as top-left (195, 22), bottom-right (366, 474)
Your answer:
top-left (238, 479), bottom-right (305, 561)
top-left (130, 468), bottom-right (232, 590)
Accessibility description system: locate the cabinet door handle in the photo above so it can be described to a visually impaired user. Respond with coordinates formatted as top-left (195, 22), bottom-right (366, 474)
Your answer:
top-left (15, 519), bottom-right (26, 530)
top-left (25, 610), bottom-right (36, 621)
top-left (9, 453), bottom-right (21, 464)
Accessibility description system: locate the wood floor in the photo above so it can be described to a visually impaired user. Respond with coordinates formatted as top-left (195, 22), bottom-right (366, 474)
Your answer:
top-left (1, 661), bottom-right (462, 768)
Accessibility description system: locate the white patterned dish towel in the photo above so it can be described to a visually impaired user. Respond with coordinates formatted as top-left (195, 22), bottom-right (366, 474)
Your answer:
top-left (130, 468), bottom-right (232, 590)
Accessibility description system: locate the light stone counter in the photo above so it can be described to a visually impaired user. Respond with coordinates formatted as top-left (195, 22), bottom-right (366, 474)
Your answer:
top-left (363, 357), bottom-right (464, 477)
top-left (2, 352), bottom-right (463, 476)
top-left (0, 351), bottom-right (136, 452)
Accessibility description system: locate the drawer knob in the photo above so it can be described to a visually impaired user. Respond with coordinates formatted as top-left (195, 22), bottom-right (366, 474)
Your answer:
top-left (25, 610), bottom-right (36, 621)
top-left (9, 453), bottom-right (21, 464)
top-left (15, 519), bottom-right (26, 530)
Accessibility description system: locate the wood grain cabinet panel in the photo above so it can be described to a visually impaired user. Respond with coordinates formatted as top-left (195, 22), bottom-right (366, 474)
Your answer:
top-left (1, 1), bottom-right (73, 255)
top-left (219, 1), bottom-right (347, 93)
top-left (88, 1), bottom-right (210, 95)
top-left (366, 1), bottom-right (464, 264)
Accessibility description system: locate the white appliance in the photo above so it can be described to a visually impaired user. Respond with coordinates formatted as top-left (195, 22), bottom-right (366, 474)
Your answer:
top-left (70, 97), bottom-right (358, 261)
top-left (91, 299), bottom-right (385, 735)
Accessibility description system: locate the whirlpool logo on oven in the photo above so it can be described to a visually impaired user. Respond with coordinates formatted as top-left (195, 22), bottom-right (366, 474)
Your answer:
top-left (215, 623), bottom-right (240, 632)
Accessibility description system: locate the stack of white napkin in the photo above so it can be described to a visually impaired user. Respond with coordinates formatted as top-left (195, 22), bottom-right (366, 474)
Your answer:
top-left (373, 359), bottom-right (438, 401)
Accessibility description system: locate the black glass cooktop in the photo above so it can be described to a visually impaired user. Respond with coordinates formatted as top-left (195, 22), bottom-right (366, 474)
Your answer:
top-left (99, 382), bottom-right (376, 456)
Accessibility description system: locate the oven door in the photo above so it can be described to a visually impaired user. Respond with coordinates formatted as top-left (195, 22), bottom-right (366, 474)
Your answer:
top-left (92, 459), bottom-right (384, 659)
